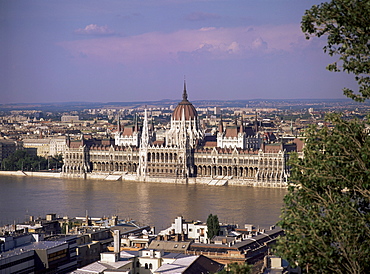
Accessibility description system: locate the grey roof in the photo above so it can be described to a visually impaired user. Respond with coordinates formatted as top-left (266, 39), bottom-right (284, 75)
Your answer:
top-left (0, 240), bottom-right (67, 260)
top-left (162, 252), bottom-right (189, 260)
top-left (111, 224), bottom-right (151, 235)
top-left (190, 228), bottom-right (283, 252)
top-left (71, 260), bottom-right (132, 274)
top-left (155, 255), bottom-right (198, 274)
top-left (155, 255), bottom-right (224, 274)
top-left (148, 240), bottom-right (191, 252)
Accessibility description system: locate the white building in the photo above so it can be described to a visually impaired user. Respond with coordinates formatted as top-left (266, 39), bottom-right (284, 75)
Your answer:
top-left (159, 216), bottom-right (208, 243)
top-left (61, 115), bottom-right (79, 123)
top-left (49, 136), bottom-right (67, 156)
top-left (217, 120), bottom-right (262, 150)
top-left (115, 116), bottom-right (141, 147)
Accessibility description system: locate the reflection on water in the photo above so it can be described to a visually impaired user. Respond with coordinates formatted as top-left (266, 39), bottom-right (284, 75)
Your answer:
top-left (0, 176), bottom-right (287, 230)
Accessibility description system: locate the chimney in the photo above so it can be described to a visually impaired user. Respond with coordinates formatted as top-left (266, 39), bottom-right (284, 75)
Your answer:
top-left (114, 230), bottom-right (120, 253)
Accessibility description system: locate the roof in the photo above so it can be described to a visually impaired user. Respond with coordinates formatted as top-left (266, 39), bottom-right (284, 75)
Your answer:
top-left (244, 127), bottom-right (255, 136)
top-left (172, 83), bottom-right (197, 121)
top-left (203, 141), bottom-right (217, 148)
top-left (71, 260), bottom-right (132, 274)
top-left (148, 240), bottom-right (191, 252)
top-left (155, 255), bottom-right (223, 274)
top-left (122, 127), bottom-right (134, 136)
top-left (155, 256), bottom-right (198, 274)
top-left (0, 241), bottom-right (67, 260)
top-left (225, 128), bottom-right (238, 137)
top-left (183, 255), bottom-right (224, 274)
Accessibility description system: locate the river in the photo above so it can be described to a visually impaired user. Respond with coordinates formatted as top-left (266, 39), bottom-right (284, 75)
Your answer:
top-left (0, 175), bottom-right (287, 231)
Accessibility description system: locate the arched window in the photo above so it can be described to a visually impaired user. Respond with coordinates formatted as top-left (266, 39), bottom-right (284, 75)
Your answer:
top-left (149, 263), bottom-right (153, 269)
top-left (145, 263), bottom-right (148, 269)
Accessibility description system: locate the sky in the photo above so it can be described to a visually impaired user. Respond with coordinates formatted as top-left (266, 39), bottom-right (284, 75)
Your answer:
top-left (0, 0), bottom-right (357, 104)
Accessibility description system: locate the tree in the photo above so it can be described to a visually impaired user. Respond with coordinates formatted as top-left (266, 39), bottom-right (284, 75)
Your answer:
top-left (1, 150), bottom-right (48, 171)
top-left (275, 2), bottom-right (370, 272)
top-left (48, 154), bottom-right (64, 170)
top-left (275, 113), bottom-right (370, 273)
top-left (206, 214), bottom-right (220, 240)
top-left (301, 0), bottom-right (370, 101)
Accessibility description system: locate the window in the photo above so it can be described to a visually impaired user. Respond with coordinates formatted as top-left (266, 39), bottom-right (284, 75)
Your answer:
top-left (145, 263), bottom-right (148, 269)
top-left (149, 263), bottom-right (153, 269)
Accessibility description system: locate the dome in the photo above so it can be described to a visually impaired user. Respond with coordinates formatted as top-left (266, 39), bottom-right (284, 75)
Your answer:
top-left (172, 82), bottom-right (198, 121)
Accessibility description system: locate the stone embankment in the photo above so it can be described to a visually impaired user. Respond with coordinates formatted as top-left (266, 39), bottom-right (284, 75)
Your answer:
top-left (0, 170), bottom-right (61, 178)
top-left (0, 171), bottom-right (286, 187)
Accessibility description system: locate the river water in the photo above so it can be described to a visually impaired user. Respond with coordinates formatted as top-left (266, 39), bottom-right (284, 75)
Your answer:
top-left (0, 175), bottom-right (287, 231)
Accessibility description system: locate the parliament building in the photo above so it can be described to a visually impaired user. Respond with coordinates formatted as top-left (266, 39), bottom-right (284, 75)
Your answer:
top-left (62, 83), bottom-right (301, 187)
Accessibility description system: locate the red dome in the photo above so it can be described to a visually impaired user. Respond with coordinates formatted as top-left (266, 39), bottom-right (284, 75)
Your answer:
top-left (172, 83), bottom-right (198, 121)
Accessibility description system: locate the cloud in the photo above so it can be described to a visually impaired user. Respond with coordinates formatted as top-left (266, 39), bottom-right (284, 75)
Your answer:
top-left (252, 37), bottom-right (267, 50)
top-left (74, 24), bottom-right (115, 36)
top-left (60, 24), bottom-right (309, 64)
top-left (185, 11), bottom-right (221, 21)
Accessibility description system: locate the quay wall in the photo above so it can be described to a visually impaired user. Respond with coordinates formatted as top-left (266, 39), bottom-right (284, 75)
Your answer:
top-left (0, 171), bottom-right (61, 178)
top-left (0, 171), bottom-right (287, 188)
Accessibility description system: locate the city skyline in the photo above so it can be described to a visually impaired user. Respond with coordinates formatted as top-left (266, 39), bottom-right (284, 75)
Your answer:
top-left (1, 0), bottom-right (357, 104)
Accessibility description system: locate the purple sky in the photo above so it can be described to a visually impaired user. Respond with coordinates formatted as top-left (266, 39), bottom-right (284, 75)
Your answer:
top-left (1, 0), bottom-right (357, 104)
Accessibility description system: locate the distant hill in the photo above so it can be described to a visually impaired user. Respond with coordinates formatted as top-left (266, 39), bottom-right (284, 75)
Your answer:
top-left (0, 98), bottom-right (368, 112)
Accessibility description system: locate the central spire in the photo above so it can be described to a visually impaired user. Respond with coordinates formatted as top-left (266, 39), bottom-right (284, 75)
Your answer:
top-left (182, 78), bottom-right (188, 101)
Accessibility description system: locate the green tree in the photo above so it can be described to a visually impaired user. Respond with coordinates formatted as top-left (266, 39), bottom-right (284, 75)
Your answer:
top-left (301, 0), bottom-right (370, 101)
top-left (206, 214), bottom-right (220, 240)
top-left (276, 2), bottom-right (370, 272)
top-left (217, 262), bottom-right (251, 274)
top-left (276, 113), bottom-right (370, 273)
top-left (48, 154), bottom-right (64, 170)
top-left (1, 150), bottom-right (48, 171)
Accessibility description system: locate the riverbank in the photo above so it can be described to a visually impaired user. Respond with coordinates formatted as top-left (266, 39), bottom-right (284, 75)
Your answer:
top-left (0, 171), bottom-right (286, 187)
top-left (0, 170), bottom-right (61, 178)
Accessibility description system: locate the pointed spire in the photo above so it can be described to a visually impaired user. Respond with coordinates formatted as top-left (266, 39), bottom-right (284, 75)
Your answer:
top-left (254, 110), bottom-right (258, 133)
top-left (117, 115), bottom-right (121, 132)
top-left (218, 114), bottom-right (224, 133)
top-left (140, 108), bottom-right (149, 149)
top-left (150, 110), bottom-right (154, 132)
top-left (239, 115), bottom-right (244, 133)
top-left (182, 77), bottom-right (188, 101)
top-left (134, 113), bottom-right (139, 132)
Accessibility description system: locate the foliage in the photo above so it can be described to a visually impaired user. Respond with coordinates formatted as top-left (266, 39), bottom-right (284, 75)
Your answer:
top-left (301, 0), bottom-right (370, 101)
top-left (206, 214), bottom-right (220, 240)
top-left (275, 113), bottom-right (370, 273)
top-left (1, 150), bottom-right (63, 171)
top-left (217, 262), bottom-right (251, 274)
top-left (61, 221), bottom-right (73, 234)
top-left (48, 154), bottom-right (63, 170)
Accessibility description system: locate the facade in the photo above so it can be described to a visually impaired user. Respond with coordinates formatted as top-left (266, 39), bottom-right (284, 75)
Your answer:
top-left (49, 136), bottom-right (67, 156)
top-left (22, 137), bottom-right (66, 158)
top-left (114, 116), bottom-right (141, 147)
top-left (62, 83), bottom-right (296, 187)
top-left (22, 138), bottom-right (51, 158)
top-left (0, 236), bottom-right (77, 274)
